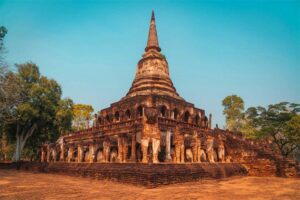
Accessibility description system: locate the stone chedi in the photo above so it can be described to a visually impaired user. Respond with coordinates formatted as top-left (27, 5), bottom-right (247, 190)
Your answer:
top-left (41, 12), bottom-right (299, 178)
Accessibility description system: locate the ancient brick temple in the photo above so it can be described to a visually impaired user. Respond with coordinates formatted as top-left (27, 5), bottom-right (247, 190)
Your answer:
top-left (41, 12), bottom-right (299, 179)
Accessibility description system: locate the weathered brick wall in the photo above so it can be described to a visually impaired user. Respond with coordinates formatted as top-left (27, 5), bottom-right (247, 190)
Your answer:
top-left (221, 131), bottom-right (300, 178)
top-left (0, 162), bottom-right (247, 187)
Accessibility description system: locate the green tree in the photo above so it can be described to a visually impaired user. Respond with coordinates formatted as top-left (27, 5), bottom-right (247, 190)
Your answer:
top-left (55, 98), bottom-right (74, 134)
top-left (3, 62), bottom-right (73, 161)
top-left (72, 104), bottom-right (94, 131)
top-left (222, 95), bottom-right (245, 132)
top-left (245, 102), bottom-right (300, 157)
top-left (0, 26), bottom-right (8, 66)
top-left (0, 26), bottom-right (7, 39)
top-left (0, 70), bottom-right (23, 160)
top-left (0, 27), bottom-right (21, 160)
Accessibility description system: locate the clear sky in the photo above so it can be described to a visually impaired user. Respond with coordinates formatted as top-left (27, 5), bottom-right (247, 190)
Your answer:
top-left (1, 0), bottom-right (299, 127)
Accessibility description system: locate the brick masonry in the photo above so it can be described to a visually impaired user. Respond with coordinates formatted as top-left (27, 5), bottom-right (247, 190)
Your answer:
top-left (0, 162), bottom-right (247, 187)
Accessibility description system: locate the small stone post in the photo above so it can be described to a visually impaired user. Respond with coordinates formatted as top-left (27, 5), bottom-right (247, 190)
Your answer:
top-left (208, 114), bottom-right (212, 129)
top-left (165, 131), bottom-right (172, 162)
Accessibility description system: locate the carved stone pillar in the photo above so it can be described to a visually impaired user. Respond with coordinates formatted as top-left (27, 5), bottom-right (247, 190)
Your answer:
top-left (103, 140), bottom-right (110, 162)
top-left (197, 146), bottom-right (202, 162)
top-left (196, 135), bottom-right (202, 162)
top-left (118, 137), bottom-right (123, 162)
top-left (180, 143), bottom-right (185, 163)
top-left (103, 141), bottom-right (107, 162)
top-left (192, 145), bottom-right (197, 163)
top-left (191, 133), bottom-right (198, 163)
top-left (174, 128), bottom-right (183, 163)
top-left (165, 131), bottom-right (172, 162)
top-left (196, 136), bottom-right (201, 163)
top-left (89, 144), bottom-right (96, 163)
top-left (175, 143), bottom-right (181, 163)
top-left (77, 144), bottom-right (83, 162)
top-left (67, 147), bottom-right (74, 162)
top-left (46, 145), bottom-right (50, 162)
top-left (208, 114), bottom-right (212, 129)
top-left (123, 137), bottom-right (128, 162)
top-left (41, 147), bottom-right (45, 162)
top-left (152, 138), bottom-right (160, 163)
top-left (52, 148), bottom-right (57, 162)
top-left (60, 144), bottom-right (64, 161)
top-left (131, 133), bottom-right (136, 162)
top-left (141, 138), bottom-right (149, 163)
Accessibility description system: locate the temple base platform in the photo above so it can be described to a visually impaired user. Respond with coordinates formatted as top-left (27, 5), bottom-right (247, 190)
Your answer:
top-left (0, 162), bottom-right (247, 187)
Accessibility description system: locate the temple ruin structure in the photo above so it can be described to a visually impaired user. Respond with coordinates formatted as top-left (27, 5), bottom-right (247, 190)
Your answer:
top-left (41, 12), bottom-right (299, 178)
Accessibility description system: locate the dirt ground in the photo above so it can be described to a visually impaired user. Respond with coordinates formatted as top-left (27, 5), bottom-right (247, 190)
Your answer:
top-left (0, 169), bottom-right (299, 200)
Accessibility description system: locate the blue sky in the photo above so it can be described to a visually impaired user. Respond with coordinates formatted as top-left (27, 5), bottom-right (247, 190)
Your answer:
top-left (1, 0), bottom-right (299, 127)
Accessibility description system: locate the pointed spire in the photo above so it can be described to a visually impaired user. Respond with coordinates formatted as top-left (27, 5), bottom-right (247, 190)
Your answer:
top-left (145, 10), bottom-right (161, 52)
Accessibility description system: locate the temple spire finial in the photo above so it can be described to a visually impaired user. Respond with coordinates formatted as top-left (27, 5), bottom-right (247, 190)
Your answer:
top-left (145, 10), bottom-right (161, 52)
top-left (151, 10), bottom-right (155, 21)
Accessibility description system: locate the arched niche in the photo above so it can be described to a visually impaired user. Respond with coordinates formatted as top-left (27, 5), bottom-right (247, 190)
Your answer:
top-left (137, 105), bottom-right (144, 117)
top-left (114, 111), bottom-right (120, 122)
top-left (183, 111), bottom-right (190, 123)
top-left (172, 108), bottom-right (179, 120)
top-left (125, 109), bottom-right (131, 120)
top-left (160, 105), bottom-right (167, 118)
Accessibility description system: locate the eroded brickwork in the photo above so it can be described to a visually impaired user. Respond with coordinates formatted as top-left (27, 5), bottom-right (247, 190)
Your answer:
top-left (0, 162), bottom-right (247, 187)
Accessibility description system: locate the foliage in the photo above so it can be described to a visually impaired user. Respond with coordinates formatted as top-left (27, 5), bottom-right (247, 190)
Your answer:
top-left (0, 27), bottom-right (74, 161)
top-left (0, 26), bottom-right (21, 161)
top-left (222, 95), bottom-right (245, 132)
top-left (2, 62), bottom-right (73, 161)
top-left (0, 26), bottom-right (8, 66)
top-left (55, 98), bottom-right (74, 135)
top-left (244, 102), bottom-right (300, 157)
top-left (0, 68), bottom-right (24, 125)
top-left (0, 26), bottom-right (7, 40)
top-left (222, 94), bottom-right (300, 158)
top-left (72, 104), bottom-right (94, 131)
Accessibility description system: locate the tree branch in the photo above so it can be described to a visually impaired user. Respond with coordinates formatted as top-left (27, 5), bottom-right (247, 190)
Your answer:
top-left (21, 123), bottom-right (37, 147)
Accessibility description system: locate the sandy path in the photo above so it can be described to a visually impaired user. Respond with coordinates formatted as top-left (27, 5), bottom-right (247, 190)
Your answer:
top-left (0, 169), bottom-right (299, 200)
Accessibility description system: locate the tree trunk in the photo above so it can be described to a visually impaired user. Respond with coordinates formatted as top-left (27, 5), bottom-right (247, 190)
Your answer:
top-left (1, 132), bottom-right (8, 161)
top-left (13, 124), bottom-right (37, 162)
top-left (14, 133), bottom-right (21, 161)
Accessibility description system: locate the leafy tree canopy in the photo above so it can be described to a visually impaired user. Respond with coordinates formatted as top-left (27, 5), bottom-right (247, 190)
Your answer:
top-left (72, 104), bottom-right (94, 131)
top-left (222, 95), bottom-right (245, 132)
top-left (0, 26), bottom-right (8, 66)
top-left (2, 62), bottom-right (73, 161)
top-left (245, 102), bottom-right (300, 157)
top-left (0, 26), bottom-right (7, 40)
